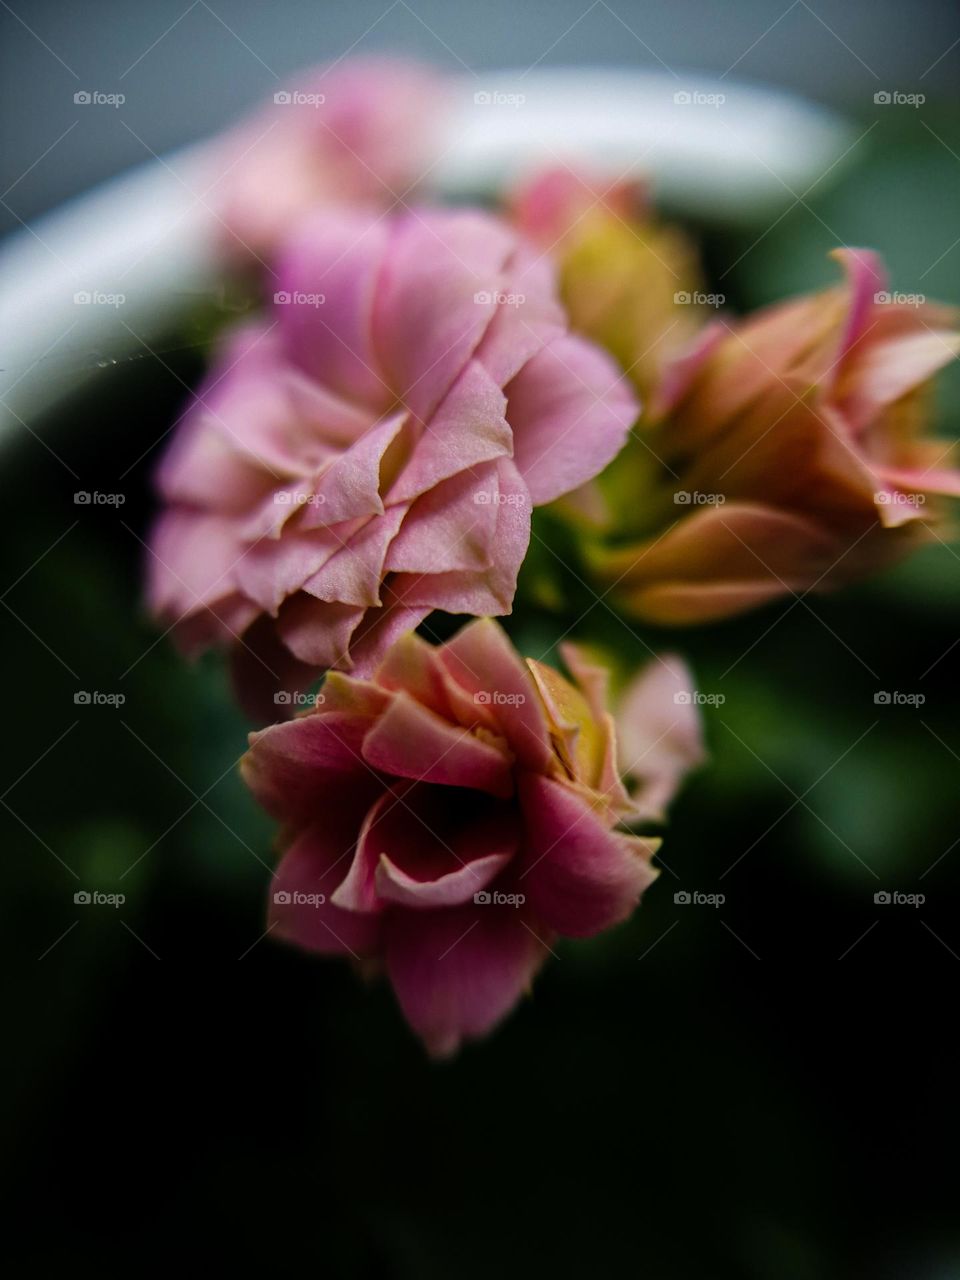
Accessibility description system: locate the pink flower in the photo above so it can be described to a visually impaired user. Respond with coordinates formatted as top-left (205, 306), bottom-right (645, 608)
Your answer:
top-left (208, 58), bottom-right (449, 261)
top-left (147, 207), bottom-right (637, 718)
top-left (241, 620), bottom-right (702, 1056)
top-left (592, 250), bottom-right (960, 623)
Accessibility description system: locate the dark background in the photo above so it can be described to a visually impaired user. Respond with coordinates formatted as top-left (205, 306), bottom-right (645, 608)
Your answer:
top-left (2, 1), bottom-right (960, 1275)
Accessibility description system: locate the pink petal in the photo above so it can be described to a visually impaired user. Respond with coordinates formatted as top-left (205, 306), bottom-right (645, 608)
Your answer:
top-left (269, 820), bottom-right (381, 957)
top-left (473, 241), bottom-right (566, 385)
top-left (388, 359), bottom-right (513, 505)
top-left (372, 209), bottom-right (517, 423)
top-left (372, 630), bottom-right (454, 719)
top-left (361, 690), bottom-right (515, 797)
top-left (616, 654), bottom-right (706, 821)
top-left (517, 774), bottom-right (658, 937)
top-left (344, 587), bottom-right (432, 679)
top-left (437, 618), bottom-right (553, 771)
top-left (507, 334), bottom-right (637, 504)
top-left (298, 411), bottom-right (409, 529)
top-left (147, 509), bottom-right (244, 619)
top-left (384, 464), bottom-right (500, 575)
top-left (242, 711), bottom-right (381, 824)
top-left (384, 900), bottom-right (548, 1057)
top-left (392, 458), bottom-right (531, 615)
top-left (234, 520), bottom-right (362, 616)
top-left (302, 505), bottom-right (408, 607)
top-left (831, 247), bottom-right (887, 377)
top-left (275, 593), bottom-right (366, 669)
top-left (277, 212), bottom-right (393, 411)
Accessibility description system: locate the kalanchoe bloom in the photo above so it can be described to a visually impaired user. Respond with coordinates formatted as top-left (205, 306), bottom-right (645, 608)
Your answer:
top-left (209, 58), bottom-right (448, 261)
top-left (147, 208), bottom-right (637, 717)
top-left (590, 249), bottom-right (960, 624)
top-left (511, 167), bottom-right (705, 402)
top-left (241, 619), bottom-right (702, 1056)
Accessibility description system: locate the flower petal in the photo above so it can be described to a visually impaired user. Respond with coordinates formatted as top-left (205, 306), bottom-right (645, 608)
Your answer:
top-left (507, 334), bottom-right (637, 504)
top-left (361, 690), bottom-right (514, 797)
top-left (269, 820), bottom-right (381, 956)
top-left (437, 617), bottom-right (553, 771)
top-left (242, 710), bottom-right (380, 824)
top-left (384, 900), bottom-right (548, 1057)
top-left (517, 774), bottom-right (658, 937)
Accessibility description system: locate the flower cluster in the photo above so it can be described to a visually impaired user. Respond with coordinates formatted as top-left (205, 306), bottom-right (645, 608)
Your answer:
top-left (146, 62), bottom-right (960, 1054)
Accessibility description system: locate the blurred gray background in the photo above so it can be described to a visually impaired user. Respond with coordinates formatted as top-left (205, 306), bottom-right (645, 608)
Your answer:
top-left (1, 0), bottom-right (957, 238)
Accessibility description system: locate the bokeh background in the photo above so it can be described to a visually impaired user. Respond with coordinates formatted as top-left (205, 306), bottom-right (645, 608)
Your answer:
top-left (2, 1), bottom-right (959, 1275)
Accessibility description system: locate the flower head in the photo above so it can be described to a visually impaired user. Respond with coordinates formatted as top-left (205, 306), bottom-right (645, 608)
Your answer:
top-left (148, 207), bottom-right (637, 717)
top-left (511, 167), bottom-right (705, 402)
top-left (591, 249), bottom-right (960, 623)
top-left (241, 619), bottom-right (702, 1055)
top-left (210, 58), bottom-right (449, 261)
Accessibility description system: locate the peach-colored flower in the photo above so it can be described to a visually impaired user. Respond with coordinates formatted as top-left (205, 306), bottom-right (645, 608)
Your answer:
top-left (511, 167), bottom-right (705, 402)
top-left (242, 619), bottom-right (702, 1055)
top-left (590, 249), bottom-right (960, 624)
